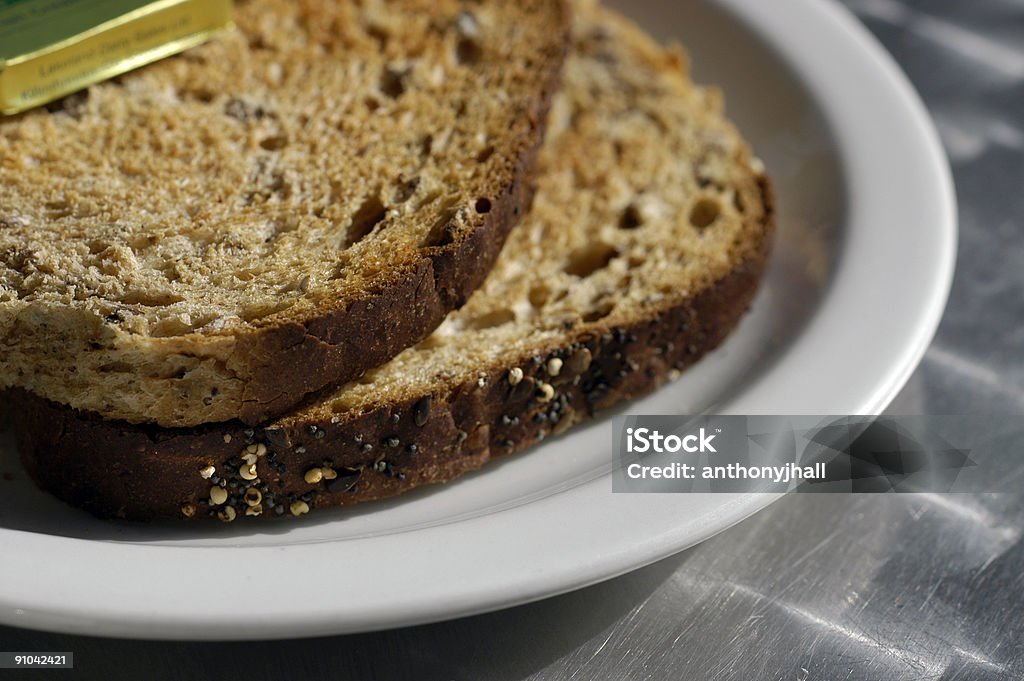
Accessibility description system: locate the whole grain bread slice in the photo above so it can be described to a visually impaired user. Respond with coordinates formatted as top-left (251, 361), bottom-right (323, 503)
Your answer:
top-left (7, 2), bottom-right (774, 521)
top-left (0, 0), bottom-right (569, 427)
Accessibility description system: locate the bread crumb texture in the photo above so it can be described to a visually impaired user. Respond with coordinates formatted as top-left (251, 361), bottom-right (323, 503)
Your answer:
top-left (0, 0), bottom-right (569, 425)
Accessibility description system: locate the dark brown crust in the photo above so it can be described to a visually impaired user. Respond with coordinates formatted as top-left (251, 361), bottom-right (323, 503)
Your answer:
top-left (6, 176), bottom-right (774, 522)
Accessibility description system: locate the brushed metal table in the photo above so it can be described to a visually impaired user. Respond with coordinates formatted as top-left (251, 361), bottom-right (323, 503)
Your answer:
top-left (2, 1), bottom-right (1022, 678)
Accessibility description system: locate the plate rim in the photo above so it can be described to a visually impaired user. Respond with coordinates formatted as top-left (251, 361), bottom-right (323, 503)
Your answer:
top-left (0, 0), bottom-right (957, 640)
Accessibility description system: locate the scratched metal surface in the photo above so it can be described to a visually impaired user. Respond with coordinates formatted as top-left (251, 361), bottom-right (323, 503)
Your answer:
top-left (3, 1), bottom-right (1023, 678)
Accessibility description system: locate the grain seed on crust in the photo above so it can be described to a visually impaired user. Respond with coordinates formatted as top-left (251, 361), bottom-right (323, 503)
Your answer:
top-left (209, 486), bottom-right (228, 506)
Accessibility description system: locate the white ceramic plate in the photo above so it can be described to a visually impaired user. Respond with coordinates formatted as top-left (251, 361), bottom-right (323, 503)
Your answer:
top-left (0, 0), bottom-right (955, 639)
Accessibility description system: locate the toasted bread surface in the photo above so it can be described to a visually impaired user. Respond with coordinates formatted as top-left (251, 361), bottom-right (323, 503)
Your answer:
top-left (0, 0), bottom-right (569, 426)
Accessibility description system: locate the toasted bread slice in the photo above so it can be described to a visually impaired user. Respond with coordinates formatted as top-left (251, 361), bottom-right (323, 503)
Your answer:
top-left (0, 0), bottom-right (569, 427)
top-left (7, 3), bottom-right (773, 521)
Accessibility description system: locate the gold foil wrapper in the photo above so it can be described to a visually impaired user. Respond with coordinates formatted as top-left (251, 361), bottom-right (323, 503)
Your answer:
top-left (1, 0), bottom-right (233, 115)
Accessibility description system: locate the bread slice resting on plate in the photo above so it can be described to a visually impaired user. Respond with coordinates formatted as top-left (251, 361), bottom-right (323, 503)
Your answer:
top-left (1, 0), bottom-right (773, 521)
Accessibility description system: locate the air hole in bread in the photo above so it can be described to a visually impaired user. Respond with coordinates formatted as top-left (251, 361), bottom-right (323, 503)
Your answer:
top-left (421, 200), bottom-right (460, 248)
top-left (150, 318), bottom-right (195, 338)
top-left (420, 135), bottom-right (434, 158)
top-left (181, 88), bottom-right (216, 104)
top-left (380, 67), bottom-right (407, 99)
top-left (160, 262), bottom-right (182, 283)
top-left (468, 308), bottom-right (515, 330)
top-left (365, 96), bottom-right (381, 113)
top-left (474, 198), bottom-right (492, 214)
top-left (240, 299), bottom-right (293, 321)
top-left (328, 399), bottom-right (352, 415)
top-left (582, 302), bottom-right (615, 323)
top-left (44, 200), bottom-right (72, 219)
top-left (143, 361), bottom-right (195, 378)
top-left (456, 38), bottom-right (483, 66)
top-left (343, 194), bottom-right (388, 249)
top-left (393, 176), bottom-right (420, 204)
top-left (689, 198), bottom-right (721, 229)
top-left (225, 98), bottom-right (270, 123)
top-left (278, 276), bottom-right (310, 294)
top-left (733, 192), bottom-right (746, 214)
top-left (565, 241), bottom-right (619, 278)
top-left (366, 24), bottom-right (390, 50)
top-left (0, 247), bottom-right (34, 273)
top-left (247, 34), bottom-right (270, 51)
top-left (259, 135), bottom-right (288, 152)
top-left (618, 203), bottom-right (643, 230)
top-left (529, 284), bottom-right (551, 308)
top-left (121, 290), bottom-right (184, 307)
top-left (97, 361), bottom-right (132, 374)
top-left (244, 159), bottom-right (290, 202)
top-left (128, 234), bottom-right (157, 252)
top-left (476, 145), bottom-right (495, 163)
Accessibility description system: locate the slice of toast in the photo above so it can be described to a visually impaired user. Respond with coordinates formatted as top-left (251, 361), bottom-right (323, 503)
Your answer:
top-left (0, 0), bottom-right (569, 427)
top-left (7, 3), bottom-right (774, 521)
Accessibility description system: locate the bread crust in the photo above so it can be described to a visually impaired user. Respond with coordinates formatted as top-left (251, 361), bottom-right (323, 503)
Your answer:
top-left (7, 176), bottom-right (773, 521)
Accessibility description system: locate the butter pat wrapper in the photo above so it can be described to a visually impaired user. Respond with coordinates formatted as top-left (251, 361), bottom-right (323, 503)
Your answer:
top-left (0, 0), bottom-right (233, 115)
